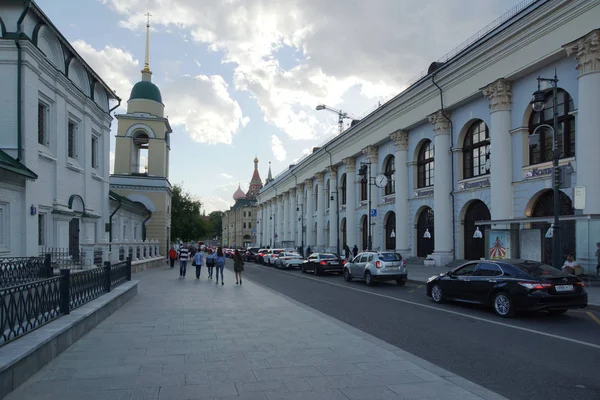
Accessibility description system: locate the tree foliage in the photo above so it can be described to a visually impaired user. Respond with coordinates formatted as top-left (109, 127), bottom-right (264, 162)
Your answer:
top-left (206, 211), bottom-right (223, 240)
top-left (171, 185), bottom-right (207, 242)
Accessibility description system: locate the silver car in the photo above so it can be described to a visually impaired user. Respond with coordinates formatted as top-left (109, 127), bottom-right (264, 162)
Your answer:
top-left (274, 252), bottom-right (304, 269)
top-left (343, 251), bottom-right (408, 286)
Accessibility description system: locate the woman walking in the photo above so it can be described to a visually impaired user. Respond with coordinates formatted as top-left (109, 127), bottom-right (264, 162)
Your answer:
top-left (233, 249), bottom-right (244, 285)
top-left (206, 249), bottom-right (215, 279)
top-left (215, 247), bottom-right (226, 285)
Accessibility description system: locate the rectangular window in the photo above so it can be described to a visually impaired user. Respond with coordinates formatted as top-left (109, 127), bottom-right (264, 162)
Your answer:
top-left (91, 136), bottom-right (99, 169)
top-left (243, 223), bottom-right (247, 229)
top-left (0, 203), bottom-right (8, 251)
top-left (248, 211), bottom-right (251, 217)
top-left (249, 222), bottom-right (252, 229)
top-left (38, 213), bottom-right (46, 246)
top-left (68, 120), bottom-right (77, 159)
top-left (38, 102), bottom-right (48, 145)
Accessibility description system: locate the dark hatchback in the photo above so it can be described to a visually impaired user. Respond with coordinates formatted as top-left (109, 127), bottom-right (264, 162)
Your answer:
top-left (301, 253), bottom-right (345, 275)
top-left (426, 259), bottom-right (587, 317)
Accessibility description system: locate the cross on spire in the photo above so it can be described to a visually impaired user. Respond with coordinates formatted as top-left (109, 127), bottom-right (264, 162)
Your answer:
top-left (145, 12), bottom-right (152, 26)
top-left (141, 12), bottom-right (152, 77)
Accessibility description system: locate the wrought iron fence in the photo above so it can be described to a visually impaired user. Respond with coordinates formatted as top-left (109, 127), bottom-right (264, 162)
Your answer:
top-left (40, 247), bottom-right (86, 269)
top-left (1, 276), bottom-right (62, 346)
top-left (0, 255), bottom-right (53, 288)
top-left (93, 247), bottom-right (103, 266)
top-left (0, 257), bottom-right (132, 348)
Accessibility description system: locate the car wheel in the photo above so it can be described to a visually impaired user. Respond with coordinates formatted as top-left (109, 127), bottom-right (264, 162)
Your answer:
top-left (343, 268), bottom-right (352, 282)
top-left (301, 265), bottom-right (306, 273)
top-left (493, 292), bottom-right (515, 318)
top-left (548, 309), bottom-right (568, 316)
top-left (365, 271), bottom-right (373, 286)
top-left (314, 266), bottom-right (320, 276)
top-left (431, 284), bottom-right (444, 303)
top-left (396, 279), bottom-right (406, 286)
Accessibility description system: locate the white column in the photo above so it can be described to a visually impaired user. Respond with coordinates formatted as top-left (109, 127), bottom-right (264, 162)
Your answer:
top-left (565, 30), bottom-right (600, 274)
top-left (327, 166), bottom-right (338, 254)
top-left (429, 110), bottom-right (454, 265)
top-left (266, 200), bottom-right (273, 247)
top-left (282, 192), bottom-right (289, 244)
top-left (296, 184), bottom-right (304, 249)
top-left (483, 78), bottom-right (513, 220)
top-left (290, 188), bottom-right (297, 245)
top-left (316, 172), bottom-right (325, 251)
top-left (305, 179), bottom-right (314, 248)
top-left (276, 195), bottom-right (282, 246)
top-left (257, 203), bottom-right (263, 247)
top-left (343, 157), bottom-right (357, 250)
top-left (390, 130), bottom-right (410, 253)
top-left (362, 145), bottom-right (379, 250)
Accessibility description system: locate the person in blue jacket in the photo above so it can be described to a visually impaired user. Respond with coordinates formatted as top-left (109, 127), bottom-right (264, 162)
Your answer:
top-left (193, 250), bottom-right (204, 279)
top-left (205, 249), bottom-right (215, 279)
top-left (215, 247), bottom-right (226, 285)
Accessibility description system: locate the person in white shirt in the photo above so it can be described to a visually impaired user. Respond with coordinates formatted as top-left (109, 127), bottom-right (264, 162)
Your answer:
top-left (179, 245), bottom-right (190, 279)
top-left (561, 254), bottom-right (579, 275)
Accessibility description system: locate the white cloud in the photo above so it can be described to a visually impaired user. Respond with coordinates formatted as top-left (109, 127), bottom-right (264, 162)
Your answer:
top-left (220, 173), bottom-right (233, 179)
top-left (73, 41), bottom-right (248, 145)
top-left (102, 0), bottom-right (511, 144)
top-left (271, 135), bottom-right (286, 162)
top-left (202, 196), bottom-right (232, 214)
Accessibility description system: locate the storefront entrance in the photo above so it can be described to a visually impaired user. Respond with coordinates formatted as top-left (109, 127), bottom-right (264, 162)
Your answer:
top-left (463, 200), bottom-right (491, 260)
top-left (416, 207), bottom-right (434, 258)
top-left (384, 211), bottom-right (396, 250)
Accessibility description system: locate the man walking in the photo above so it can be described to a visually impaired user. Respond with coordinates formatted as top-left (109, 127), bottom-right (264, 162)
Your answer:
top-left (179, 244), bottom-right (190, 279)
top-left (169, 245), bottom-right (177, 269)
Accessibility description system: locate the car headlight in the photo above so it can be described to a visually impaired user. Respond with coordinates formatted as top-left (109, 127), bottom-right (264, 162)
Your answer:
top-left (427, 276), bottom-right (438, 283)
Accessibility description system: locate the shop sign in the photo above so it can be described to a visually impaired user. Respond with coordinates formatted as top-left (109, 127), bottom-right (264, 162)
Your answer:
top-left (523, 161), bottom-right (574, 180)
top-left (414, 188), bottom-right (434, 198)
top-left (383, 196), bottom-right (395, 203)
top-left (458, 178), bottom-right (490, 191)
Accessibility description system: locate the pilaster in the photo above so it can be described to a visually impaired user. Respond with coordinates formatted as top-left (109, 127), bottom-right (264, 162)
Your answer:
top-left (315, 172), bottom-right (325, 250)
top-left (342, 157), bottom-right (357, 249)
top-left (326, 166), bottom-right (338, 253)
top-left (305, 179), bottom-right (314, 248)
top-left (390, 130), bottom-right (410, 253)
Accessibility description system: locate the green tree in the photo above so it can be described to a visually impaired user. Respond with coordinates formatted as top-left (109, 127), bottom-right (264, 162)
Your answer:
top-left (171, 185), bottom-right (207, 242)
top-left (207, 211), bottom-right (224, 239)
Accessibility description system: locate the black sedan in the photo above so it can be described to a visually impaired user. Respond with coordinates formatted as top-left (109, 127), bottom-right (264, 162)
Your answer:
top-left (426, 259), bottom-right (587, 317)
top-left (301, 253), bottom-right (345, 275)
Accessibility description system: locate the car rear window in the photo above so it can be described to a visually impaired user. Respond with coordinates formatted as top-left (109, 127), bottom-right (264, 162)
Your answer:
top-left (513, 261), bottom-right (564, 277)
top-left (378, 252), bottom-right (402, 261)
top-left (320, 254), bottom-right (336, 259)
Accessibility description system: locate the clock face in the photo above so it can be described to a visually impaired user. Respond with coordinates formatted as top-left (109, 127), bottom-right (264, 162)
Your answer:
top-left (375, 174), bottom-right (388, 188)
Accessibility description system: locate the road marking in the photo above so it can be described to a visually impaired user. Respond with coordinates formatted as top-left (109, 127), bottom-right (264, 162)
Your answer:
top-left (587, 311), bottom-right (600, 326)
top-left (409, 285), bottom-right (423, 293)
top-left (254, 264), bottom-right (600, 350)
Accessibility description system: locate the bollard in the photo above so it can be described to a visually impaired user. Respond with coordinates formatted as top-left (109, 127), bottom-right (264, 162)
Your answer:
top-left (44, 253), bottom-right (52, 278)
top-left (103, 261), bottom-right (111, 293)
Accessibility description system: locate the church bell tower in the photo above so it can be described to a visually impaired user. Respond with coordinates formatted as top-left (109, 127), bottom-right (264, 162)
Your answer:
top-left (110, 14), bottom-right (173, 255)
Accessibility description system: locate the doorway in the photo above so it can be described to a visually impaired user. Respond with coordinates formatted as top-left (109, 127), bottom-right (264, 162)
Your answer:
top-left (69, 218), bottom-right (80, 262)
top-left (463, 200), bottom-right (491, 260)
top-left (416, 207), bottom-right (434, 257)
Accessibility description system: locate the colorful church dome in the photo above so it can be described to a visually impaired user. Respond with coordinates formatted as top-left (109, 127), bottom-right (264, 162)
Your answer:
top-left (233, 184), bottom-right (246, 200)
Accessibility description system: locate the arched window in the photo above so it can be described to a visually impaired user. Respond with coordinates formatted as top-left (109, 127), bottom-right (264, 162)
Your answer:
top-left (359, 174), bottom-right (367, 201)
top-left (463, 120), bottom-right (490, 179)
top-left (132, 130), bottom-right (149, 174)
top-left (384, 155), bottom-right (395, 195)
top-left (417, 140), bottom-right (434, 188)
top-left (529, 89), bottom-right (575, 165)
top-left (340, 174), bottom-right (347, 205)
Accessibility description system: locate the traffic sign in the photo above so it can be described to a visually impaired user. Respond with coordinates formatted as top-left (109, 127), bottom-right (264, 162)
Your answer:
top-left (370, 209), bottom-right (377, 217)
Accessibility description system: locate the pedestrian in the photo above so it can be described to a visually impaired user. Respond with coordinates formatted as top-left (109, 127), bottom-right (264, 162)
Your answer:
top-left (169, 245), bottom-right (177, 269)
top-left (344, 244), bottom-right (351, 261)
top-left (193, 249), bottom-right (204, 279)
top-left (206, 249), bottom-right (215, 279)
top-left (215, 247), bottom-right (226, 285)
top-left (233, 249), bottom-right (244, 285)
top-left (306, 246), bottom-right (312, 258)
top-left (179, 244), bottom-right (190, 279)
top-left (352, 245), bottom-right (358, 258)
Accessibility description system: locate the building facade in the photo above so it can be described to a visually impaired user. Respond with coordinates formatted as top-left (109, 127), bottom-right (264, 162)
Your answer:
top-left (0, 1), bottom-right (117, 257)
top-left (222, 157), bottom-right (264, 248)
top-left (256, 0), bottom-right (600, 272)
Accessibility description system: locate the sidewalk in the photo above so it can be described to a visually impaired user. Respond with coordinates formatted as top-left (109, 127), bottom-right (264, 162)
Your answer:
top-left (6, 263), bottom-right (507, 400)
top-left (406, 264), bottom-right (600, 309)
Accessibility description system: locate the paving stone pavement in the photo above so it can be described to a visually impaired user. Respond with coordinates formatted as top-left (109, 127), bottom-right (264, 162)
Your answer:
top-left (5, 262), bottom-right (508, 400)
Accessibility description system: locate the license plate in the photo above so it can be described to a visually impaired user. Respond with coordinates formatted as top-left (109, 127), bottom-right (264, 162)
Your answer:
top-left (387, 266), bottom-right (398, 270)
top-left (555, 285), bottom-right (574, 292)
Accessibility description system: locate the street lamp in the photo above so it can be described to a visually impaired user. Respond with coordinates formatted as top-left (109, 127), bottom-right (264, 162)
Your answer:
top-left (296, 203), bottom-right (305, 257)
top-left (529, 70), bottom-right (561, 269)
top-left (358, 162), bottom-right (373, 250)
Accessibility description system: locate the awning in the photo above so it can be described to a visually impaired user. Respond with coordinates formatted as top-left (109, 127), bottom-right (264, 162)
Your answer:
top-left (475, 214), bottom-right (600, 225)
top-left (0, 150), bottom-right (37, 179)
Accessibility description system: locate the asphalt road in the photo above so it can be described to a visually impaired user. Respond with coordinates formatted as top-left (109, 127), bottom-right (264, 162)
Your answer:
top-left (225, 259), bottom-right (600, 400)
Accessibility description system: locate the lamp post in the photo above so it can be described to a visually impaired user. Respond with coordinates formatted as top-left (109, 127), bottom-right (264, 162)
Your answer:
top-left (358, 162), bottom-right (373, 250)
top-left (530, 70), bottom-right (561, 269)
top-left (296, 203), bottom-right (305, 256)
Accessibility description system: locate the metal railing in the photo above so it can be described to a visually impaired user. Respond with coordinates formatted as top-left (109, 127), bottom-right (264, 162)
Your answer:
top-left (0, 255), bottom-right (53, 288)
top-left (40, 247), bottom-right (87, 269)
top-left (0, 257), bottom-right (132, 347)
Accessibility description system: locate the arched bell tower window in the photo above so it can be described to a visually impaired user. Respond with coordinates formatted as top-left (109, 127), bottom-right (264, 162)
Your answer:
top-left (132, 130), bottom-right (149, 175)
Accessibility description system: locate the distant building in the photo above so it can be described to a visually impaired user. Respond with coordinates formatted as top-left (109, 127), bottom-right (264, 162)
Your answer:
top-left (222, 157), bottom-right (264, 248)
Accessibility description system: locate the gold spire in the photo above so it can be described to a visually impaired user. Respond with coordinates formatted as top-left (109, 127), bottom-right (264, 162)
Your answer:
top-left (141, 12), bottom-right (152, 80)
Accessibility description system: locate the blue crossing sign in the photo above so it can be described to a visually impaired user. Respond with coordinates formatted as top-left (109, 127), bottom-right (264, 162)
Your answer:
top-left (370, 209), bottom-right (377, 217)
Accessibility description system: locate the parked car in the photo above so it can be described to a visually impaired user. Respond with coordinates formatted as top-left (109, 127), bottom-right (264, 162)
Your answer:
top-left (343, 251), bottom-right (407, 286)
top-left (301, 253), bottom-right (345, 275)
top-left (264, 249), bottom-right (284, 265)
top-left (426, 259), bottom-right (588, 318)
top-left (274, 252), bottom-right (304, 269)
top-left (244, 247), bottom-right (261, 262)
top-left (255, 249), bottom-right (269, 264)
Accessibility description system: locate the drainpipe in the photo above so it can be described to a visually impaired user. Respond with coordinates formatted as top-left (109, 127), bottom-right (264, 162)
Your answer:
top-left (142, 211), bottom-right (152, 241)
top-left (323, 146), bottom-right (341, 256)
top-left (109, 98), bottom-right (121, 114)
top-left (15, 0), bottom-right (31, 162)
top-left (109, 197), bottom-right (122, 251)
top-left (431, 72), bottom-right (457, 259)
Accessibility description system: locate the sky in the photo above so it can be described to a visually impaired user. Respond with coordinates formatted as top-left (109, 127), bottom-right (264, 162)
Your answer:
top-left (36, 0), bottom-right (520, 213)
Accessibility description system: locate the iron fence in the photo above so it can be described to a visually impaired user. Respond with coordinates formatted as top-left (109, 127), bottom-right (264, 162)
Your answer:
top-left (0, 257), bottom-right (132, 347)
top-left (0, 255), bottom-right (53, 288)
top-left (40, 247), bottom-right (86, 269)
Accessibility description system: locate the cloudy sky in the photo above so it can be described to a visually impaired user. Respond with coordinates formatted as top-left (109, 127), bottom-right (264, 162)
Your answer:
top-left (37, 0), bottom-right (519, 213)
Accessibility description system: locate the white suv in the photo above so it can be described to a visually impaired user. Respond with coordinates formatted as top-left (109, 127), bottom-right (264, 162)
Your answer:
top-left (343, 251), bottom-right (408, 286)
